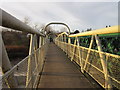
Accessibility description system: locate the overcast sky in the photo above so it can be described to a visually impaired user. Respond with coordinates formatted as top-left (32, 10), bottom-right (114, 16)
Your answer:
top-left (0, 0), bottom-right (119, 32)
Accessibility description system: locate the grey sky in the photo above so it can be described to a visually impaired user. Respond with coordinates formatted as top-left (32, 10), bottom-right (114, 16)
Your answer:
top-left (0, 1), bottom-right (118, 32)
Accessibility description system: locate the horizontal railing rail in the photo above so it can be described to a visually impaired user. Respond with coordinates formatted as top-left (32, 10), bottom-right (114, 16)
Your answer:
top-left (69, 25), bottom-right (119, 37)
top-left (0, 9), bottom-right (45, 36)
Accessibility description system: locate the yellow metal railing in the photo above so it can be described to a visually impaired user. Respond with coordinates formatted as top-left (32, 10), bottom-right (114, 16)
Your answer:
top-left (55, 25), bottom-right (120, 89)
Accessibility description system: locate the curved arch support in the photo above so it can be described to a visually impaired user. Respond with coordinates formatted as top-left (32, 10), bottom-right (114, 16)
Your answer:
top-left (44, 22), bottom-right (71, 34)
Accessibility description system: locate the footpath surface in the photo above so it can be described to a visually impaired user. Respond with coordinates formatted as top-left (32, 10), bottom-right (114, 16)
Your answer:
top-left (38, 43), bottom-right (94, 88)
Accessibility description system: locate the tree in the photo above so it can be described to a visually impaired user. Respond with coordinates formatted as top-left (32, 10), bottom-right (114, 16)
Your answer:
top-left (73, 30), bottom-right (79, 34)
top-left (23, 17), bottom-right (31, 25)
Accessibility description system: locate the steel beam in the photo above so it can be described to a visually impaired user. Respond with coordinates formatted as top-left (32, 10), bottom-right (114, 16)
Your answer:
top-left (0, 9), bottom-right (44, 36)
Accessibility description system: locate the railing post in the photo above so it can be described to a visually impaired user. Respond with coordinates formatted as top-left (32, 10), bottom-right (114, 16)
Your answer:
top-left (42, 37), bottom-right (44, 45)
top-left (63, 35), bottom-right (65, 51)
top-left (60, 36), bottom-right (62, 49)
top-left (33, 34), bottom-right (40, 88)
top-left (1, 32), bottom-right (18, 88)
top-left (59, 36), bottom-right (61, 48)
top-left (95, 35), bottom-right (112, 89)
top-left (71, 37), bottom-right (77, 61)
top-left (39, 36), bottom-right (43, 66)
top-left (68, 37), bottom-right (71, 57)
top-left (39, 36), bottom-right (42, 48)
top-left (34, 34), bottom-right (38, 65)
top-left (60, 36), bottom-right (63, 50)
top-left (76, 37), bottom-right (84, 73)
top-left (64, 35), bottom-right (67, 53)
top-left (26, 34), bottom-right (34, 88)
top-left (37, 36), bottom-right (43, 73)
top-left (40, 37), bottom-right (44, 62)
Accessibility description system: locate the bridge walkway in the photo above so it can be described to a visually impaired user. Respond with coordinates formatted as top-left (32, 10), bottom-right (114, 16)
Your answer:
top-left (38, 43), bottom-right (96, 88)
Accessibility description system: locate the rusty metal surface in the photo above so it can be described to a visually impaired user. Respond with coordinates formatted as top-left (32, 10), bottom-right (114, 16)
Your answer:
top-left (38, 43), bottom-right (95, 88)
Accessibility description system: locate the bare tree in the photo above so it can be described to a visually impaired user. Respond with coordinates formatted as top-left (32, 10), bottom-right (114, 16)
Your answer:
top-left (23, 17), bottom-right (31, 25)
top-left (23, 17), bottom-right (47, 34)
top-left (32, 22), bottom-right (45, 30)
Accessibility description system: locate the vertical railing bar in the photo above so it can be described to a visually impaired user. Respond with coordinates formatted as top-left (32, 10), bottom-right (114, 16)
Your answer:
top-left (26, 34), bottom-right (34, 88)
top-left (68, 37), bottom-right (71, 57)
top-left (95, 35), bottom-right (112, 89)
top-left (76, 37), bottom-right (84, 72)
top-left (71, 37), bottom-right (77, 61)
top-left (33, 34), bottom-right (39, 88)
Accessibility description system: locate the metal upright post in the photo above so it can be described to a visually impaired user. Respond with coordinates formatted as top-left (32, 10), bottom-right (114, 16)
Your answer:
top-left (71, 37), bottom-right (77, 61)
top-left (26, 34), bottom-right (34, 88)
top-left (39, 36), bottom-right (42, 69)
top-left (63, 35), bottom-right (65, 51)
top-left (34, 34), bottom-right (38, 64)
top-left (43, 37), bottom-right (45, 45)
top-left (68, 37), bottom-right (71, 57)
top-left (39, 36), bottom-right (42, 48)
top-left (33, 34), bottom-right (40, 88)
top-left (76, 37), bottom-right (84, 73)
top-left (64, 35), bottom-right (67, 53)
top-left (60, 36), bottom-right (62, 48)
top-left (61, 35), bottom-right (63, 50)
top-left (95, 35), bottom-right (112, 89)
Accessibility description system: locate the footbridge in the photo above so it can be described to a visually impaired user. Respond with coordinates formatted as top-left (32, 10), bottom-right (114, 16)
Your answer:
top-left (0, 9), bottom-right (120, 89)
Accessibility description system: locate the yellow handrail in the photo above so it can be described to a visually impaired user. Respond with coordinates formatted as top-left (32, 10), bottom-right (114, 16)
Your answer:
top-left (69, 25), bottom-right (119, 37)
top-left (55, 25), bottom-right (120, 89)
